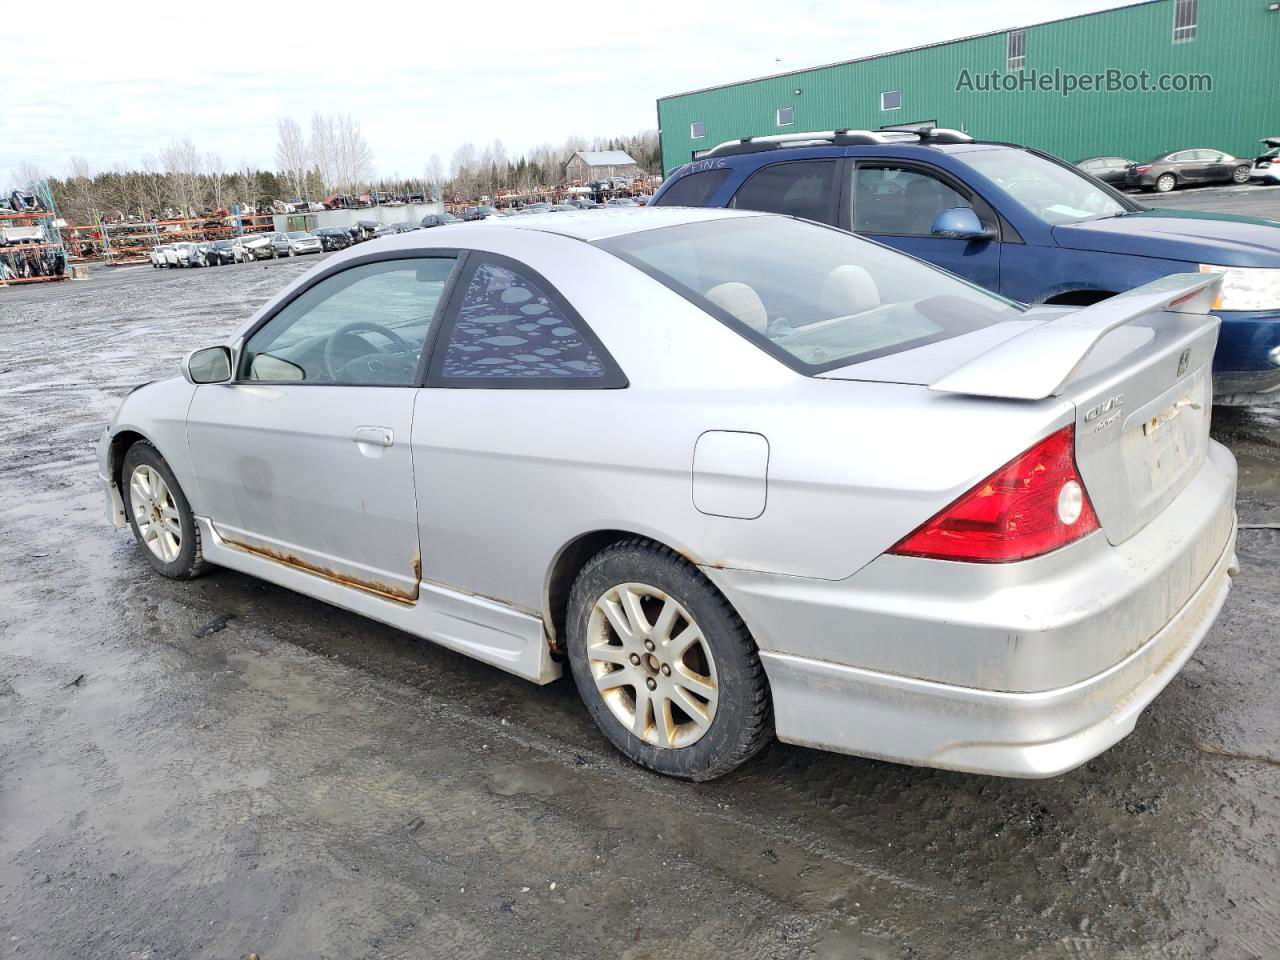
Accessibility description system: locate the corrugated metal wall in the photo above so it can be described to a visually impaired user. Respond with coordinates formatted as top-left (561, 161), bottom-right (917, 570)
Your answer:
top-left (658, 0), bottom-right (1278, 175)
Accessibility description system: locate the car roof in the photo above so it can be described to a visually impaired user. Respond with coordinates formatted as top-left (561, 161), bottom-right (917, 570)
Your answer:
top-left (467, 206), bottom-right (754, 241)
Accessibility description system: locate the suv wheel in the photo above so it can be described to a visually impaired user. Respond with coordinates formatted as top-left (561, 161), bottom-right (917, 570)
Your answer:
top-left (566, 539), bottom-right (773, 780)
top-left (1155, 173), bottom-right (1177, 193)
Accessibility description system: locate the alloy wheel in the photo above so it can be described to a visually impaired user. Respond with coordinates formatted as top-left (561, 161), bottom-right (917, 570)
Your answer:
top-left (586, 582), bottom-right (719, 748)
top-left (129, 464), bottom-right (182, 563)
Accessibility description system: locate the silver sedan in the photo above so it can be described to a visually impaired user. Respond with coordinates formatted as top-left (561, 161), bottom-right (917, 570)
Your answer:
top-left (97, 208), bottom-right (1239, 780)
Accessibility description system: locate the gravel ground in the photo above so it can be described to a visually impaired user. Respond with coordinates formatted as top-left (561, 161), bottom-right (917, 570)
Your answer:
top-left (1, 211), bottom-right (1278, 960)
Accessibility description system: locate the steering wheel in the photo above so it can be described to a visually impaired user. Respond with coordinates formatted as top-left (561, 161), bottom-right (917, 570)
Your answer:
top-left (322, 321), bottom-right (415, 382)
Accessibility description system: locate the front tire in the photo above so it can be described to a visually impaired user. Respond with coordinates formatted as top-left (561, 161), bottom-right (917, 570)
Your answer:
top-left (566, 539), bottom-right (772, 780)
top-left (1231, 165), bottom-right (1251, 185)
top-left (1155, 173), bottom-right (1177, 193)
top-left (121, 442), bottom-right (209, 580)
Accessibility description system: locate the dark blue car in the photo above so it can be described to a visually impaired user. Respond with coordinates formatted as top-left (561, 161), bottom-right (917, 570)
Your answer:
top-left (653, 128), bottom-right (1280, 404)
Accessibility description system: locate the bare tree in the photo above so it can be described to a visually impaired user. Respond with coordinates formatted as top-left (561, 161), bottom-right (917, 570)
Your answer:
top-left (309, 113), bottom-right (337, 194)
top-left (275, 117), bottom-right (310, 201)
top-left (425, 153), bottom-right (444, 200)
top-left (333, 114), bottom-right (373, 193)
top-left (205, 152), bottom-right (228, 211)
top-left (160, 137), bottom-right (203, 215)
top-left (64, 156), bottom-right (101, 224)
top-left (11, 160), bottom-right (46, 191)
top-left (237, 159), bottom-right (259, 212)
top-left (451, 143), bottom-right (478, 201)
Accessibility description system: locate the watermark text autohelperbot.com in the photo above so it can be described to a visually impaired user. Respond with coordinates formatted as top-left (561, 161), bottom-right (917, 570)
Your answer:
top-left (956, 68), bottom-right (1212, 98)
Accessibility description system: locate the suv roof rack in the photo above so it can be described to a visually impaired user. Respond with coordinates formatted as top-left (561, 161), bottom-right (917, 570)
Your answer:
top-left (701, 125), bottom-right (973, 159)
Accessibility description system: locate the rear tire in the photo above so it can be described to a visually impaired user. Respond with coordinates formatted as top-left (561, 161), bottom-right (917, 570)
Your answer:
top-left (1231, 165), bottom-right (1251, 185)
top-left (120, 442), bottom-right (210, 580)
top-left (566, 539), bottom-right (773, 780)
top-left (1155, 173), bottom-right (1177, 193)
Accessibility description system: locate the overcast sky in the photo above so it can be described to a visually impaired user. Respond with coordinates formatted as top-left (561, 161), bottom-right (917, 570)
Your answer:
top-left (7, 0), bottom-right (1124, 184)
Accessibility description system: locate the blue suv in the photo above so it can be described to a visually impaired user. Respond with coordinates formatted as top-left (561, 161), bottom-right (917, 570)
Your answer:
top-left (653, 128), bottom-right (1280, 404)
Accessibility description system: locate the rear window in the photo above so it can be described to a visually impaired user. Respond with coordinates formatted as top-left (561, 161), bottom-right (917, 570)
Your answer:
top-left (654, 169), bottom-right (731, 207)
top-left (597, 216), bottom-right (1022, 373)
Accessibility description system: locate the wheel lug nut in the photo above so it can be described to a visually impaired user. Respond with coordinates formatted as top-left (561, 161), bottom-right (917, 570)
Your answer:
top-left (645, 677), bottom-right (657, 690)
top-left (629, 653), bottom-right (641, 666)
top-left (644, 640), bottom-right (655, 651)
top-left (661, 664), bottom-right (671, 676)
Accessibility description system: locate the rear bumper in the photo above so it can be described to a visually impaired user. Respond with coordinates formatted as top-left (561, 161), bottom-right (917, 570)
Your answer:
top-left (709, 441), bottom-right (1239, 777)
top-left (758, 526), bottom-right (1234, 777)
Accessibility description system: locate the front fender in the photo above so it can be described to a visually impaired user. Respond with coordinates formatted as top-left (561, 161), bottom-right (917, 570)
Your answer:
top-left (104, 377), bottom-right (200, 514)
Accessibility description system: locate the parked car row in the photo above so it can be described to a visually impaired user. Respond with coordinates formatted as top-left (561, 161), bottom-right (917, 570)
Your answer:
top-left (1077, 138), bottom-right (1280, 192)
top-left (150, 231), bottom-right (325, 268)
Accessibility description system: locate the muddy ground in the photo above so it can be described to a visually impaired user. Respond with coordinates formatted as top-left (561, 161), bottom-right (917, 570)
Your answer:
top-left (1, 202), bottom-right (1279, 959)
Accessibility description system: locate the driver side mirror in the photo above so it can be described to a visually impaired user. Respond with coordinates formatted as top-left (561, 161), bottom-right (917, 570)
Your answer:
top-left (182, 345), bottom-right (233, 384)
top-left (930, 207), bottom-right (995, 241)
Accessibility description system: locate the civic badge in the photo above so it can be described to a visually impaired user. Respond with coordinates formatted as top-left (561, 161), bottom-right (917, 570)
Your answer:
top-left (1176, 348), bottom-right (1191, 378)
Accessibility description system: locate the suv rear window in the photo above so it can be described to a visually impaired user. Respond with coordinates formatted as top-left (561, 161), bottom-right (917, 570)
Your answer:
top-left (730, 160), bottom-right (839, 225)
top-left (654, 169), bottom-right (731, 207)
top-left (597, 215), bottom-right (1021, 374)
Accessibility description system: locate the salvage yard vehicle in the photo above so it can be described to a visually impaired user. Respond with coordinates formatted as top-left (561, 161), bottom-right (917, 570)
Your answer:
top-left (272, 230), bottom-right (323, 257)
top-left (314, 227), bottom-right (353, 251)
top-left (1125, 148), bottom-right (1253, 192)
top-left (99, 208), bottom-right (1239, 781)
top-left (150, 244), bottom-right (168, 267)
top-left (233, 234), bottom-right (275, 262)
top-left (420, 212), bottom-right (461, 228)
top-left (655, 127), bottom-right (1280, 403)
top-left (208, 239), bottom-right (237, 265)
top-left (164, 242), bottom-right (195, 267)
top-left (1253, 138), bottom-right (1280, 185)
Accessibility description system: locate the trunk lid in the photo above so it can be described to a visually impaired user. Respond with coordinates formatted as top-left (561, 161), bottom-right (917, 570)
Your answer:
top-left (820, 274), bottom-right (1222, 545)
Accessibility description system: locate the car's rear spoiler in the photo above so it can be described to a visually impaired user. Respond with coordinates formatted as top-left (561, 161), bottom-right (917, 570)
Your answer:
top-left (929, 273), bottom-right (1223, 401)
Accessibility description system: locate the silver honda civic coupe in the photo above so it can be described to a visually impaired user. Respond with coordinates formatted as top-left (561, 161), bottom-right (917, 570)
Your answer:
top-left (97, 208), bottom-right (1239, 780)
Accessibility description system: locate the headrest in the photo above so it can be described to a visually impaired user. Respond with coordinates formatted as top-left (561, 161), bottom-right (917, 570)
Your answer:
top-left (705, 282), bottom-right (768, 333)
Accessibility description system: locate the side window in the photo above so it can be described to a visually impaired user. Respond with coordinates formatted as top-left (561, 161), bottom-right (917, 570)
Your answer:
top-left (242, 257), bottom-right (455, 385)
top-left (434, 258), bottom-right (624, 387)
top-left (852, 164), bottom-right (972, 236)
top-left (730, 160), bottom-right (839, 226)
top-left (654, 169), bottom-right (731, 207)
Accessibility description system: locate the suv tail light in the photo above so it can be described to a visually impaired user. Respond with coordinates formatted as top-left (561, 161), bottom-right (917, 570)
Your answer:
top-left (888, 425), bottom-right (1099, 563)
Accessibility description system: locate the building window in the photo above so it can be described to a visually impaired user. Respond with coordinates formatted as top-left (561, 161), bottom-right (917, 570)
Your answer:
top-left (690, 121), bottom-right (706, 139)
top-left (880, 90), bottom-right (902, 111)
top-left (776, 106), bottom-right (795, 127)
top-left (1173, 0), bottom-right (1197, 42)
top-left (1007, 29), bottom-right (1026, 70)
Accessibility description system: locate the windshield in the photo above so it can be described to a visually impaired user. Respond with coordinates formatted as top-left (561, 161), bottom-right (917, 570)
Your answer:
top-left (287, 231), bottom-right (310, 239)
top-left (597, 216), bottom-right (1023, 373)
top-left (959, 149), bottom-right (1132, 224)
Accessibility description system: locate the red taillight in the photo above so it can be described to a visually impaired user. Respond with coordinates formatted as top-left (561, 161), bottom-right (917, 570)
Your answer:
top-left (1135, 164), bottom-right (1152, 173)
top-left (888, 425), bottom-right (1099, 563)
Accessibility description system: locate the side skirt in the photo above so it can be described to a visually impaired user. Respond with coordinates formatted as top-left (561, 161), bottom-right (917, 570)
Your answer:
top-left (196, 517), bottom-right (561, 684)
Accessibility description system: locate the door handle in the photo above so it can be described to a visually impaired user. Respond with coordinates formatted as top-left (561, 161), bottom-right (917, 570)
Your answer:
top-left (351, 426), bottom-right (393, 447)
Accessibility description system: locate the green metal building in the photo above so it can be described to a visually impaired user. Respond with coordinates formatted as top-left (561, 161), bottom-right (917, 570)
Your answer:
top-left (657, 0), bottom-right (1278, 175)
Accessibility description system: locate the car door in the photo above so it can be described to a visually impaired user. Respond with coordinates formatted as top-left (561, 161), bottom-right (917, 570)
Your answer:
top-left (1202, 151), bottom-right (1233, 182)
top-left (846, 160), bottom-right (1001, 293)
top-left (411, 252), bottom-right (627, 608)
top-left (1170, 151), bottom-right (1204, 182)
top-left (186, 255), bottom-right (459, 602)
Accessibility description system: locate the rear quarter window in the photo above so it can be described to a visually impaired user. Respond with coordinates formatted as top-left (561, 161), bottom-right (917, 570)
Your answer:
top-left (655, 169), bottom-right (731, 207)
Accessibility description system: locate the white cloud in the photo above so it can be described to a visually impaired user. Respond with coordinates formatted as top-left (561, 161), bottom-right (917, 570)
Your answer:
top-left (4, 0), bottom-right (1124, 183)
